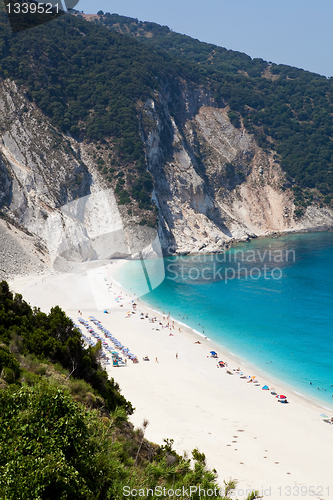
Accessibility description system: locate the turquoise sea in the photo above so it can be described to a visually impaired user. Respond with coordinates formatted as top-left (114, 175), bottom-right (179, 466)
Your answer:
top-left (113, 232), bottom-right (333, 409)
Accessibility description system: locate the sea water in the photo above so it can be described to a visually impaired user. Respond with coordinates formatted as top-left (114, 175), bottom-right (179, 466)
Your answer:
top-left (113, 232), bottom-right (333, 409)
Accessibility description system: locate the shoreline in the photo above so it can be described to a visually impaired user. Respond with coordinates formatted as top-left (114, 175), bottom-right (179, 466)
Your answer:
top-left (127, 296), bottom-right (333, 414)
top-left (8, 261), bottom-right (333, 499)
top-left (9, 258), bottom-right (333, 412)
top-left (110, 259), bottom-right (333, 414)
top-left (159, 228), bottom-right (333, 258)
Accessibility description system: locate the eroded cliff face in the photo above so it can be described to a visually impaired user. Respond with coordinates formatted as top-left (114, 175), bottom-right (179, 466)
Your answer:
top-left (0, 79), bottom-right (159, 278)
top-left (0, 81), bottom-right (91, 220)
top-left (0, 79), bottom-right (126, 278)
top-left (140, 81), bottom-right (333, 254)
top-left (1, 77), bottom-right (333, 279)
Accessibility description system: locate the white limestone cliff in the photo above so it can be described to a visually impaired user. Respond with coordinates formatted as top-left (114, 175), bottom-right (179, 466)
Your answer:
top-left (140, 83), bottom-right (333, 254)
top-left (1, 77), bottom-right (333, 279)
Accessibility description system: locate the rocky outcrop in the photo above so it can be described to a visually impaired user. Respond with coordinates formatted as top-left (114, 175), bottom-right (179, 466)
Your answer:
top-left (0, 80), bottom-right (92, 222)
top-left (0, 79), bottom-right (160, 276)
top-left (140, 81), bottom-right (333, 254)
top-left (0, 79), bottom-right (93, 276)
top-left (0, 76), bottom-right (332, 277)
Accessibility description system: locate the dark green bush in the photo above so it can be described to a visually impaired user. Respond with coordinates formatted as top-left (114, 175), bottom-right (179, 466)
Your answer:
top-left (0, 344), bottom-right (21, 381)
top-left (0, 281), bottom-right (133, 415)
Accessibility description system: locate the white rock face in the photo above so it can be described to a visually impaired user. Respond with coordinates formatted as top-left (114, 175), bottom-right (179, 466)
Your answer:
top-left (0, 80), bottom-right (132, 275)
top-left (38, 189), bottom-right (129, 265)
top-left (1, 76), bottom-right (333, 276)
top-left (140, 83), bottom-right (333, 254)
top-left (0, 80), bottom-right (163, 276)
top-left (0, 80), bottom-right (91, 222)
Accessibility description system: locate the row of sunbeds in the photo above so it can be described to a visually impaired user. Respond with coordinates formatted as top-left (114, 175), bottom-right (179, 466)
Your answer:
top-left (75, 316), bottom-right (138, 364)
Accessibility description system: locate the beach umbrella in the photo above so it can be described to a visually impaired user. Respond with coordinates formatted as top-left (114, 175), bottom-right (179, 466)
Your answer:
top-left (210, 351), bottom-right (217, 355)
top-left (262, 385), bottom-right (269, 390)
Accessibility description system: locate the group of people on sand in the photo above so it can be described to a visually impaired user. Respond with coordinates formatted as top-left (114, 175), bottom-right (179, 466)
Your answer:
top-left (109, 287), bottom-right (182, 361)
top-left (133, 309), bottom-right (180, 334)
top-left (211, 353), bottom-right (290, 402)
top-left (107, 279), bottom-right (290, 405)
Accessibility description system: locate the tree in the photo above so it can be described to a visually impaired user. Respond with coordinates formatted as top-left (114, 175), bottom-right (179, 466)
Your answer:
top-left (0, 382), bottom-right (122, 499)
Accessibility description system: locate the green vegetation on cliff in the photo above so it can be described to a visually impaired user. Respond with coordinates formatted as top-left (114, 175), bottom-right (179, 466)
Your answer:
top-left (0, 5), bottom-right (333, 209)
top-left (0, 6), bottom-right (195, 213)
top-left (95, 13), bottom-right (333, 202)
top-left (0, 280), bottom-right (132, 414)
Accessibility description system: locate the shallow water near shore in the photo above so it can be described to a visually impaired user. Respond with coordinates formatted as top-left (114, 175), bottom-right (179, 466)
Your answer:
top-left (113, 232), bottom-right (333, 409)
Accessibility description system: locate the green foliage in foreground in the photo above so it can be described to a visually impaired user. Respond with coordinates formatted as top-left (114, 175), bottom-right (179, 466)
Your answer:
top-left (0, 280), bottom-right (259, 499)
top-left (0, 381), bottom-right (258, 500)
top-left (0, 280), bottom-right (133, 414)
top-left (0, 382), bottom-right (121, 499)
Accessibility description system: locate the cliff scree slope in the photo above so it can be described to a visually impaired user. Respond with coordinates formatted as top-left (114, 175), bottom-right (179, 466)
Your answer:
top-left (139, 80), bottom-right (333, 254)
top-left (0, 11), bottom-right (333, 276)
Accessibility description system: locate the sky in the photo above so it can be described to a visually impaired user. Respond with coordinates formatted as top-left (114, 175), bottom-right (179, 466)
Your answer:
top-left (74, 0), bottom-right (333, 77)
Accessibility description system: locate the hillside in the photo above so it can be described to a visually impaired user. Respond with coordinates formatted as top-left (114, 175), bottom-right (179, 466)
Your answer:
top-left (92, 12), bottom-right (333, 201)
top-left (0, 8), bottom-right (333, 272)
top-left (0, 280), bottom-right (256, 499)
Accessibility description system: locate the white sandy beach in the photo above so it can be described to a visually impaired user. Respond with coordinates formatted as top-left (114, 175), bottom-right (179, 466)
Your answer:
top-left (9, 262), bottom-right (333, 500)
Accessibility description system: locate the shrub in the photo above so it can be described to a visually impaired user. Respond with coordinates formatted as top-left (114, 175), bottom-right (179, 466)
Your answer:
top-left (294, 208), bottom-right (304, 218)
top-left (1, 367), bottom-right (15, 384)
top-left (0, 382), bottom-right (121, 499)
top-left (0, 344), bottom-right (21, 381)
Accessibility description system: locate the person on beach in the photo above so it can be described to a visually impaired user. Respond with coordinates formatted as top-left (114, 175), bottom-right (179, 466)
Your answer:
top-left (155, 357), bottom-right (159, 363)
top-left (176, 353), bottom-right (178, 359)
